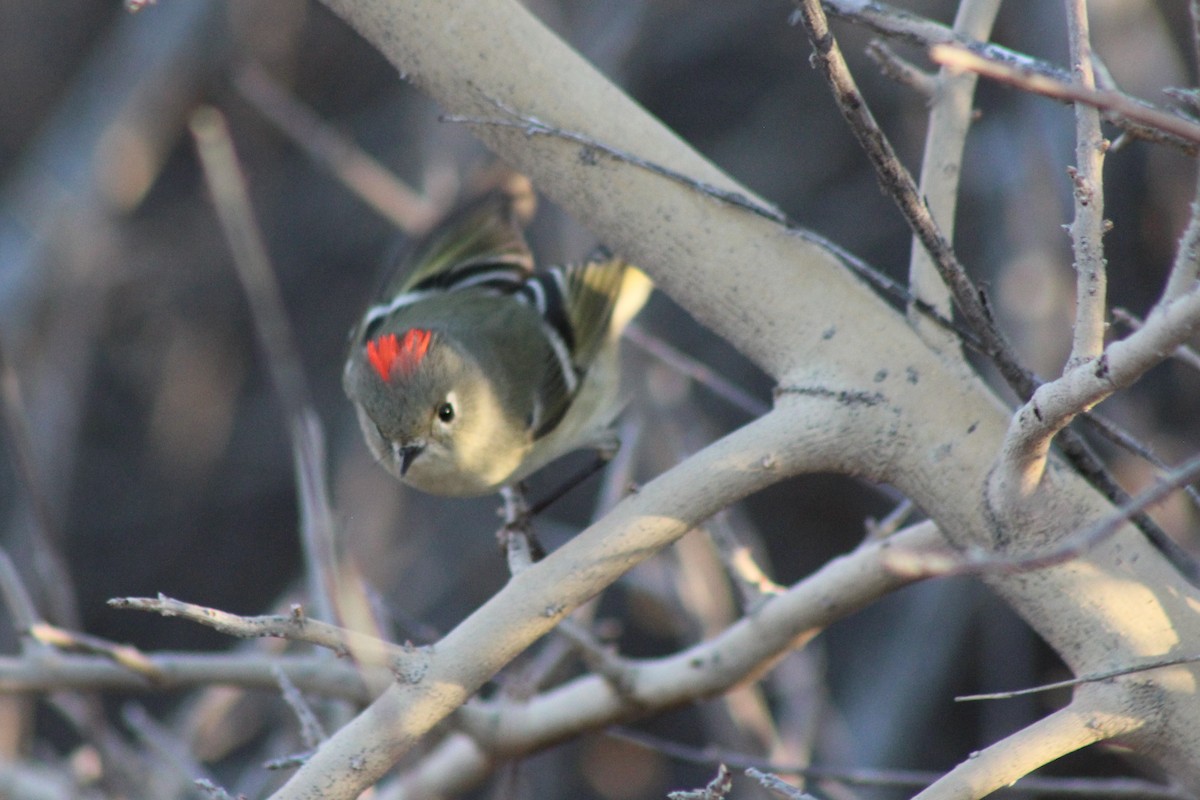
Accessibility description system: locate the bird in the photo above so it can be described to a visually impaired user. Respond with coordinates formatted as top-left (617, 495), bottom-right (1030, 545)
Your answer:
top-left (343, 182), bottom-right (650, 497)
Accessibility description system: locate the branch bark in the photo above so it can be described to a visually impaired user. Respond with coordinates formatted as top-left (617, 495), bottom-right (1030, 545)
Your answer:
top-left (1063, 0), bottom-right (1108, 368)
top-left (906, 0), bottom-right (1001, 351)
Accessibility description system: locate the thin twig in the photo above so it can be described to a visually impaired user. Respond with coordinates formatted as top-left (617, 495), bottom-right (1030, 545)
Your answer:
top-left (905, 0), bottom-right (1001, 348)
top-left (930, 44), bottom-right (1200, 147)
top-left (122, 703), bottom-right (219, 790)
top-left (189, 106), bottom-right (341, 628)
top-left (1161, 4), bottom-right (1200, 302)
top-left (195, 778), bottom-right (245, 800)
top-left (0, 340), bottom-right (81, 629)
top-left (610, 727), bottom-right (1188, 798)
top-left (0, 649), bottom-right (374, 702)
top-left (890, 449), bottom-right (1200, 579)
top-left (0, 547), bottom-right (40, 639)
top-left (668, 764), bottom-right (733, 800)
top-left (997, 448), bottom-right (1200, 573)
top-left (109, 594), bottom-right (419, 671)
top-left (992, 281), bottom-right (1200, 502)
top-left (864, 40), bottom-right (937, 99)
top-left (703, 512), bottom-right (786, 606)
top-left (864, 498), bottom-right (916, 541)
top-left (29, 623), bottom-right (165, 682)
top-left (555, 619), bottom-right (635, 696)
top-left (273, 664), bottom-right (329, 748)
top-left (790, 0), bottom-right (1031, 398)
top-left (441, 107), bottom-right (789, 225)
top-left (498, 485), bottom-right (541, 573)
top-left (624, 324), bottom-right (768, 417)
top-left (958, 652), bottom-right (1200, 702)
top-left (824, 0), bottom-right (1196, 153)
top-left (745, 768), bottom-right (816, 800)
top-left (233, 63), bottom-right (442, 234)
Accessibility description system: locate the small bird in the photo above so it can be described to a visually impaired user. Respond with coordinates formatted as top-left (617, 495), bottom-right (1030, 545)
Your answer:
top-left (343, 184), bottom-right (651, 497)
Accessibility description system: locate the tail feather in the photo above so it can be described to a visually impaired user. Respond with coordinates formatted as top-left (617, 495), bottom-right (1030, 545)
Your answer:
top-left (608, 265), bottom-right (653, 340)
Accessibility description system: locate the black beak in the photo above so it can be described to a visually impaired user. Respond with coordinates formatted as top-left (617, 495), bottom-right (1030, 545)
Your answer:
top-left (398, 444), bottom-right (425, 476)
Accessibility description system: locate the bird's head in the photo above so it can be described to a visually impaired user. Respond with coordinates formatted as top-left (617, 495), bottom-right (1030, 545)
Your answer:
top-left (344, 328), bottom-right (529, 495)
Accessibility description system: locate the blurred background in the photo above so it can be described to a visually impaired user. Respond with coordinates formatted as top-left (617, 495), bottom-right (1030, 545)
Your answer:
top-left (1, 0), bottom-right (1198, 797)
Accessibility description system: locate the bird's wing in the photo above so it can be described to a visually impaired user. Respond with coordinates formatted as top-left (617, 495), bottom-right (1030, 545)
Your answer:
top-left (356, 190), bottom-right (536, 342)
top-left (517, 258), bottom-right (630, 437)
top-left (395, 190), bottom-right (534, 296)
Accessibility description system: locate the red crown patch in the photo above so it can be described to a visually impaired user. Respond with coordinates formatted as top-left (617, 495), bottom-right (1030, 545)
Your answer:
top-left (367, 329), bottom-right (432, 382)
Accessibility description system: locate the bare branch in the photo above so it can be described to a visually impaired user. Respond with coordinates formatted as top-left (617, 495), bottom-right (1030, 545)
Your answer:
top-left (890, 448), bottom-right (1200, 579)
top-left (911, 699), bottom-right (1135, 800)
top-left (1162, 1), bottom-right (1200, 304)
top-left (959, 651), bottom-right (1200, 703)
top-left (826, 0), bottom-right (1197, 153)
top-left (669, 764), bottom-right (733, 800)
top-left (29, 624), bottom-right (164, 682)
top-left (906, 0), bottom-right (1001, 350)
top-left (745, 768), bottom-right (816, 800)
top-left (0, 548), bottom-right (40, 639)
top-left (273, 665), bottom-right (329, 749)
top-left (1063, 0), bottom-right (1109, 368)
top-left (0, 342), bottom-right (80, 629)
top-left (790, 0), bottom-right (1032, 398)
top-left (189, 107), bottom-right (341, 628)
top-left (624, 324), bottom-right (768, 417)
top-left (612, 727), bottom-right (1191, 798)
top-left (931, 44), bottom-right (1200, 147)
top-left (992, 284), bottom-right (1200, 501)
top-left (109, 594), bottom-right (417, 672)
top-left (1112, 308), bottom-right (1200, 372)
top-left (864, 40), bottom-right (937, 99)
top-left (271, 405), bottom-right (867, 799)
top-left (383, 523), bottom-right (941, 798)
top-left (233, 64), bottom-right (443, 234)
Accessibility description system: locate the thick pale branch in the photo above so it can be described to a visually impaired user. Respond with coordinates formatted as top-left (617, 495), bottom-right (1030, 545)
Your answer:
top-left (1064, 0), bottom-right (1108, 367)
top-left (912, 691), bottom-right (1137, 800)
top-left (993, 284), bottom-right (1200, 500)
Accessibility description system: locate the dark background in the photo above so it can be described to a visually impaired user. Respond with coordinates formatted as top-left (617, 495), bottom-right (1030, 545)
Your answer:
top-left (1, 1), bottom-right (1197, 797)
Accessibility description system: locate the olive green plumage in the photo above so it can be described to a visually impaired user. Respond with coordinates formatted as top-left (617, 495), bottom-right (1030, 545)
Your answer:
top-left (343, 186), bottom-right (650, 496)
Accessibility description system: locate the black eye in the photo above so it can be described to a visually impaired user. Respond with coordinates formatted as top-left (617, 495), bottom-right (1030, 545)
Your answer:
top-left (437, 402), bottom-right (455, 423)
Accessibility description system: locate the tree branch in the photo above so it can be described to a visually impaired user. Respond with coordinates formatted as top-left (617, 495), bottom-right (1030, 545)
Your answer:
top-left (912, 694), bottom-right (1135, 800)
top-left (991, 283), bottom-right (1200, 502)
top-left (906, 0), bottom-right (1001, 350)
top-left (1063, 0), bottom-right (1108, 368)
top-left (826, 0), bottom-right (1197, 153)
top-left (378, 523), bottom-right (941, 798)
top-left (269, 403), bottom-right (873, 799)
top-left (930, 44), bottom-right (1200, 147)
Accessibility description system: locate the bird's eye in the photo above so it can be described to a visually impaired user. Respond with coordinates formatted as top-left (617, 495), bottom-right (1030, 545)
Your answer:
top-left (437, 402), bottom-right (455, 423)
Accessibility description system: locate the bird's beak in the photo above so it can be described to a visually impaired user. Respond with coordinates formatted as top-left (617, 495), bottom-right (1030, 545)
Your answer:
top-left (397, 443), bottom-right (425, 476)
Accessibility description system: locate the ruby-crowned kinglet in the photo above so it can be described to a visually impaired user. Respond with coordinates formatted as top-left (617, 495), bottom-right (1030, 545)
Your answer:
top-left (343, 185), bottom-right (651, 496)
